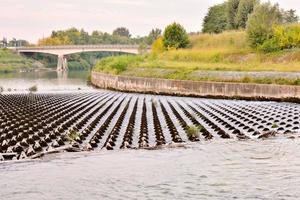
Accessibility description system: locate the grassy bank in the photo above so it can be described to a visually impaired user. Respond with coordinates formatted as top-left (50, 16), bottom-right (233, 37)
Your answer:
top-left (0, 49), bottom-right (38, 73)
top-left (94, 31), bottom-right (300, 85)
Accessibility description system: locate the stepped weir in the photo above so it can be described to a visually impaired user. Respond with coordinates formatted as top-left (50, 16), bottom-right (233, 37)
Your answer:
top-left (0, 91), bottom-right (299, 161)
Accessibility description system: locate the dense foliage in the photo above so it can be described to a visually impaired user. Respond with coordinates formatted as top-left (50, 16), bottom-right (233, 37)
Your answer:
top-left (259, 24), bottom-right (300, 52)
top-left (203, 0), bottom-right (258, 33)
top-left (202, 3), bottom-right (227, 33)
top-left (246, 2), bottom-right (299, 51)
top-left (112, 27), bottom-right (131, 38)
top-left (226, 0), bottom-right (241, 29)
top-left (94, 55), bottom-right (144, 74)
top-left (0, 49), bottom-right (36, 73)
top-left (0, 38), bottom-right (30, 47)
top-left (151, 37), bottom-right (164, 54)
top-left (246, 2), bottom-right (282, 48)
top-left (235, 0), bottom-right (258, 28)
top-left (147, 28), bottom-right (162, 45)
top-left (163, 23), bottom-right (189, 49)
top-left (203, 0), bottom-right (300, 53)
top-left (203, 0), bottom-right (298, 35)
top-left (38, 27), bottom-right (160, 46)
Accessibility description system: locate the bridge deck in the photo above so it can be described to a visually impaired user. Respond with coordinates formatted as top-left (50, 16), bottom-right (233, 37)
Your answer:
top-left (10, 44), bottom-right (147, 51)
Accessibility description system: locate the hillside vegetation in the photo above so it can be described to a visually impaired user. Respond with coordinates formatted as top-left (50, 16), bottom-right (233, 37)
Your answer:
top-left (94, 31), bottom-right (300, 85)
top-left (0, 49), bottom-right (38, 73)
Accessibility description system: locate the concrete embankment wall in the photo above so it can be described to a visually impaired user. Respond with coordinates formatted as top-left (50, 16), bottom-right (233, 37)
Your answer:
top-left (91, 72), bottom-right (300, 102)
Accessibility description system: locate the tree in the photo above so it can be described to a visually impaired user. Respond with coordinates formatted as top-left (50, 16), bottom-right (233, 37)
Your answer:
top-left (282, 9), bottom-right (299, 24)
top-left (147, 28), bottom-right (162, 45)
top-left (163, 23), bottom-right (189, 49)
top-left (202, 3), bottom-right (227, 33)
top-left (227, 0), bottom-right (240, 29)
top-left (79, 29), bottom-right (90, 44)
top-left (17, 40), bottom-right (29, 47)
top-left (235, 0), bottom-right (259, 29)
top-left (112, 27), bottom-right (131, 38)
top-left (246, 2), bottom-right (282, 47)
top-left (2, 37), bottom-right (7, 47)
top-left (8, 38), bottom-right (17, 47)
top-left (91, 31), bottom-right (103, 44)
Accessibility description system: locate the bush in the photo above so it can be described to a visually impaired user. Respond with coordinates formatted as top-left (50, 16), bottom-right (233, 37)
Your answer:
top-left (258, 38), bottom-right (280, 52)
top-left (273, 24), bottom-right (300, 49)
top-left (94, 55), bottom-right (143, 74)
top-left (28, 85), bottom-right (38, 92)
top-left (163, 23), bottom-right (189, 49)
top-left (151, 37), bottom-right (165, 54)
top-left (258, 24), bottom-right (300, 52)
top-left (186, 125), bottom-right (201, 139)
top-left (247, 2), bottom-right (282, 48)
top-left (66, 129), bottom-right (80, 143)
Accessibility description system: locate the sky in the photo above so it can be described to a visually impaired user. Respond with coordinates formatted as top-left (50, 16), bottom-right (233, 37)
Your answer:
top-left (0, 0), bottom-right (299, 43)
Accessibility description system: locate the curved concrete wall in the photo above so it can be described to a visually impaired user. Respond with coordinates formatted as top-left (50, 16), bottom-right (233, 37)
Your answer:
top-left (91, 72), bottom-right (300, 102)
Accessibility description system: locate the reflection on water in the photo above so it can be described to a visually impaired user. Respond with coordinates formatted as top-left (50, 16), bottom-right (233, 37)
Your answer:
top-left (0, 70), bottom-right (91, 92)
top-left (1, 139), bottom-right (300, 200)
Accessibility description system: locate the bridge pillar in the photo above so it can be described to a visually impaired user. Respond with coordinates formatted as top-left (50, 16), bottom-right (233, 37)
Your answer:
top-left (57, 55), bottom-right (68, 71)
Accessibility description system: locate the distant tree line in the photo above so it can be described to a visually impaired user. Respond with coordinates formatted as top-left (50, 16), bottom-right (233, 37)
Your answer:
top-left (0, 37), bottom-right (30, 47)
top-left (38, 27), bottom-right (162, 46)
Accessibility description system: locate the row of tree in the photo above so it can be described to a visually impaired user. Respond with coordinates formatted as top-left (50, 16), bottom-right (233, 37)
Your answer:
top-left (202, 0), bottom-right (299, 34)
top-left (0, 37), bottom-right (29, 47)
top-left (38, 27), bottom-right (162, 46)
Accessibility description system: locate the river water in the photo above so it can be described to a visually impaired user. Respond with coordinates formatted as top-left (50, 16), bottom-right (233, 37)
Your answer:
top-left (1, 71), bottom-right (300, 200)
top-left (0, 70), bottom-right (91, 92)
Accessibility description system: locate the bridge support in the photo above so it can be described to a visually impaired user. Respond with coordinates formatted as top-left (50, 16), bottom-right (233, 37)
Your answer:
top-left (57, 55), bottom-right (68, 71)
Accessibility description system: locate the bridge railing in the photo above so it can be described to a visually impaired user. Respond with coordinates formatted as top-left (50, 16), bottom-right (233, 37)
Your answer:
top-left (10, 44), bottom-right (149, 50)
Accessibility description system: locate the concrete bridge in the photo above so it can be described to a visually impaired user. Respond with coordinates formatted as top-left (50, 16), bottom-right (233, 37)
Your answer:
top-left (10, 45), bottom-right (143, 71)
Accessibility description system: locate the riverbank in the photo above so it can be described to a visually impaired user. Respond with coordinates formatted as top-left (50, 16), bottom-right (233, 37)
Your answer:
top-left (0, 49), bottom-right (41, 73)
top-left (91, 72), bottom-right (300, 102)
top-left (93, 31), bottom-right (300, 86)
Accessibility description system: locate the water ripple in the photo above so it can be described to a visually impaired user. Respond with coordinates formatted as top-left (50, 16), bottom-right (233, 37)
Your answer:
top-left (1, 139), bottom-right (300, 200)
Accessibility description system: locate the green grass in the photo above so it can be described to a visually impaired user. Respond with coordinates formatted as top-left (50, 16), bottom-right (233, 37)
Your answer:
top-left (0, 49), bottom-right (36, 73)
top-left (66, 130), bottom-right (80, 143)
top-left (28, 85), bottom-right (38, 93)
top-left (94, 55), bottom-right (145, 74)
top-left (93, 30), bottom-right (300, 86)
top-left (186, 125), bottom-right (201, 139)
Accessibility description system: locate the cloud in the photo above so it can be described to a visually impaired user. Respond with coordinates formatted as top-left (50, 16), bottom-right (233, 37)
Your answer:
top-left (0, 0), bottom-right (299, 43)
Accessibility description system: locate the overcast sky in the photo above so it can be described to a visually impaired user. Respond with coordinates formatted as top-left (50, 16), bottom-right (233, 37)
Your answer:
top-left (0, 0), bottom-right (299, 43)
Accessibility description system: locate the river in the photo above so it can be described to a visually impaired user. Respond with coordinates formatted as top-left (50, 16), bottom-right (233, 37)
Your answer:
top-left (0, 71), bottom-right (300, 200)
top-left (0, 70), bottom-right (91, 92)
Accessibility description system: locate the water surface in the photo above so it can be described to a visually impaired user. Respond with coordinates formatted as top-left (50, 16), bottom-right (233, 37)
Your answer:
top-left (1, 140), bottom-right (300, 200)
top-left (0, 70), bottom-right (300, 200)
top-left (0, 70), bottom-right (91, 91)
